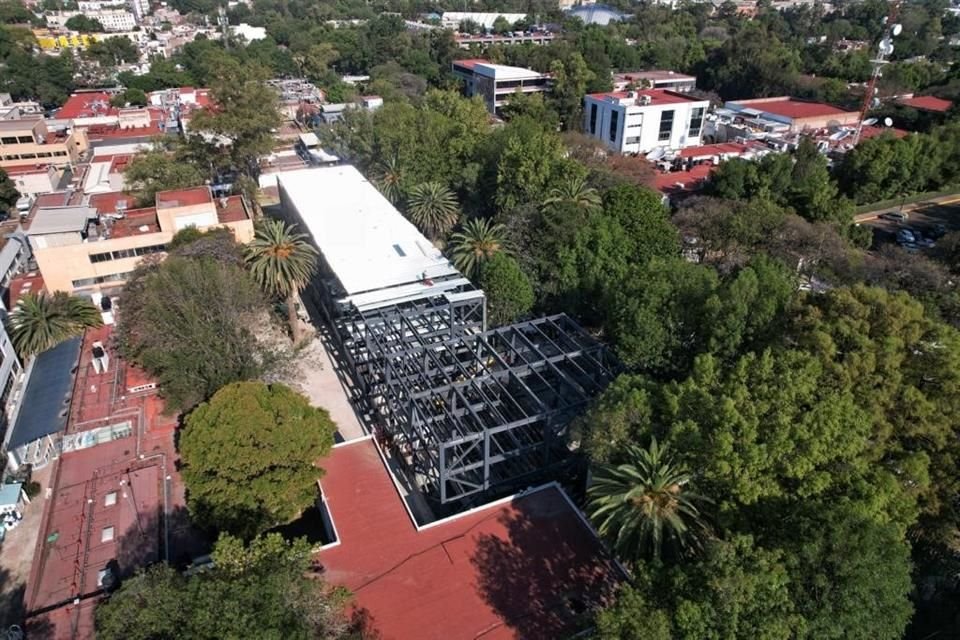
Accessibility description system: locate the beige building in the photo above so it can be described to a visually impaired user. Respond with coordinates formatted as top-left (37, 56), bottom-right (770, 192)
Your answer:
top-left (0, 117), bottom-right (88, 169)
top-left (26, 186), bottom-right (255, 294)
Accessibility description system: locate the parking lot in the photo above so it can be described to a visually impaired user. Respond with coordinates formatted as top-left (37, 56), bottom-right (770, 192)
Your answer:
top-left (856, 195), bottom-right (960, 250)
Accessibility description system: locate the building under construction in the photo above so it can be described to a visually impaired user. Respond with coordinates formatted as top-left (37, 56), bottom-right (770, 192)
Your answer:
top-left (276, 166), bottom-right (619, 508)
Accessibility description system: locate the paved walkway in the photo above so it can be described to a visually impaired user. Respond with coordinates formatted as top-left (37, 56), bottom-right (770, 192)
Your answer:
top-left (293, 338), bottom-right (366, 442)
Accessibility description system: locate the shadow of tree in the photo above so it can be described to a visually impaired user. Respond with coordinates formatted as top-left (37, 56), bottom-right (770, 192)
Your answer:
top-left (114, 505), bottom-right (210, 578)
top-left (470, 495), bottom-right (620, 640)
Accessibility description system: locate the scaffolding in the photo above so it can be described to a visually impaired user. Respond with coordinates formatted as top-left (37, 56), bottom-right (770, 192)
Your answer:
top-left (371, 315), bottom-right (619, 505)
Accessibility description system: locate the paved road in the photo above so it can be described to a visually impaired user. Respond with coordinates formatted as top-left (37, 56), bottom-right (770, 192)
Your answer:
top-left (855, 194), bottom-right (960, 247)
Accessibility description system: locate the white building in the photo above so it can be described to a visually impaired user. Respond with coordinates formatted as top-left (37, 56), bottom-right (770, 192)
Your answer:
top-left (231, 23), bottom-right (266, 42)
top-left (275, 165), bottom-right (479, 315)
top-left (582, 89), bottom-right (710, 154)
top-left (441, 11), bottom-right (527, 30)
top-left (452, 59), bottom-right (551, 115)
top-left (129, 0), bottom-right (149, 21)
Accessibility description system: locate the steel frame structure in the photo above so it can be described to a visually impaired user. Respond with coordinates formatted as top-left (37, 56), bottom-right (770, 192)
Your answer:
top-left (376, 315), bottom-right (619, 505)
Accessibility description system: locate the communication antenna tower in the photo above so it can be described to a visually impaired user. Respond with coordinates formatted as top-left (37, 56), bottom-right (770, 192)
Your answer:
top-left (853, 2), bottom-right (903, 146)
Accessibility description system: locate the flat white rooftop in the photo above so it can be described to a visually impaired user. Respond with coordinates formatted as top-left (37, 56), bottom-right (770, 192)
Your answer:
top-left (475, 63), bottom-right (544, 81)
top-left (277, 166), bottom-right (460, 305)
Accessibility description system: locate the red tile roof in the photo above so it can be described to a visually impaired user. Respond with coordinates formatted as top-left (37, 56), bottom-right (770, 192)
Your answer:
top-left (215, 195), bottom-right (250, 224)
top-left (156, 185), bottom-right (212, 208)
top-left (6, 271), bottom-right (44, 308)
top-left (106, 208), bottom-right (161, 239)
top-left (88, 191), bottom-right (133, 216)
top-left (733, 97), bottom-right (854, 120)
top-left (653, 163), bottom-right (714, 195)
top-left (897, 95), bottom-right (953, 113)
top-left (57, 92), bottom-right (117, 120)
top-left (677, 142), bottom-right (749, 158)
top-left (452, 58), bottom-right (488, 70)
top-left (317, 438), bottom-right (621, 640)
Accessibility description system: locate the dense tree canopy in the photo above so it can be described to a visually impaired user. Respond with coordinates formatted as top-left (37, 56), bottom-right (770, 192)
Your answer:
top-left (180, 381), bottom-right (337, 539)
top-left (117, 239), bottom-right (288, 412)
top-left (95, 534), bottom-right (355, 639)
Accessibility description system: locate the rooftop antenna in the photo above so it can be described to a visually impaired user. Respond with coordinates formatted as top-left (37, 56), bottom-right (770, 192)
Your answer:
top-left (853, 2), bottom-right (902, 146)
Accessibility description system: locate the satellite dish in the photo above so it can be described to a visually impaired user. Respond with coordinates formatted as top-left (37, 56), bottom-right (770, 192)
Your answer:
top-left (863, 117), bottom-right (878, 126)
top-left (891, 23), bottom-right (903, 37)
top-left (884, 117), bottom-right (894, 127)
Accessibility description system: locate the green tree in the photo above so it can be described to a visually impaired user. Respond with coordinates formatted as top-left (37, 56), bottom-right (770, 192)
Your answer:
top-left (244, 218), bottom-right (318, 343)
top-left (788, 136), bottom-right (851, 224)
top-left (180, 382), bottom-right (336, 539)
top-left (405, 182), bottom-right (460, 241)
top-left (118, 253), bottom-right (286, 412)
top-left (84, 37), bottom-right (138, 66)
top-left (109, 87), bottom-right (147, 107)
top-left (96, 533), bottom-right (354, 639)
top-left (588, 438), bottom-right (710, 561)
top-left (124, 149), bottom-right (205, 207)
top-left (478, 253), bottom-right (534, 326)
top-left (188, 56), bottom-right (280, 176)
top-left (0, 167), bottom-right (19, 214)
top-left (6, 291), bottom-right (102, 357)
top-left (64, 14), bottom-right (104, 32)
top-left (549, 53), bottom-right (594, 130)
top-left (372, 153), bottom-right (405, 204)
top-left (450, 217), bottom-right (507, 278)
top-left (541, 174), bottom-right (601, 211)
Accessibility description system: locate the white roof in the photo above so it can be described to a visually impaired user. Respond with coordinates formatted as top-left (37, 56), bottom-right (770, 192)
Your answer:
top-left (277, 166), bottom-right (460, 303)
top-left (298, 132), bottom-right (320, 147)
top-left (27, 206), bottom-right (96, 235)
top-left (474, 63), bottom-right (544, 81)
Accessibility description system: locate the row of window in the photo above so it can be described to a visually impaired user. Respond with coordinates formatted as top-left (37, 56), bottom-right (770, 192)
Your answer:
top-left (89, 244), bottom-right (166, 264)
top-left (0, 136), bottom-right (35, 145)
top-left (72, 271), bottom-right (132, 289)
top-left (1, 150), bottom-right (68, 162)
top-left (589, 104), bottom-right (706, 146)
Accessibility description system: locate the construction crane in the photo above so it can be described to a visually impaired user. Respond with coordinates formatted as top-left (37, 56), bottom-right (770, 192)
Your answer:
top-left (853, 1), bottom-right (903, 146)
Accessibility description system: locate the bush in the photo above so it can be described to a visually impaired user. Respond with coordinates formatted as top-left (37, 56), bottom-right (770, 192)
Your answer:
top-left (23, 480), bottom-right (40, 499)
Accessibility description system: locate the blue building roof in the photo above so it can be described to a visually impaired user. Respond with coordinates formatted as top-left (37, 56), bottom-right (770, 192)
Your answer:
top-left (0, 483), bottom-right (22, 506)
top-left (6, 336), bottom-right (82, 451)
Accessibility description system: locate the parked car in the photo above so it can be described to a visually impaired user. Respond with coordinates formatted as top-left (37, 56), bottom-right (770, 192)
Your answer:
top-left (897, 229), bottom-right (916, 245)
top-left (930, 223), bottom-right (948, 239)
top-left (881, 211), bottom-right (909, 222)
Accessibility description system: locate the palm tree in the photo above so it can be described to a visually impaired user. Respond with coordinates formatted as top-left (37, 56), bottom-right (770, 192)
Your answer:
top-left (245, 218), bottom-right (319, 343)
top-left (373, 154), bottom-right (405, 205)
top-left (406, 182), bottom-right (460, 241)
top-left (587, 438), bottom-right (709, 562)
top-left (542, 175), bottom-right (602, 211)
top-left (449, 218), bottom-right (507, 278)
top-left (6, 292), bottom-right (103, 357)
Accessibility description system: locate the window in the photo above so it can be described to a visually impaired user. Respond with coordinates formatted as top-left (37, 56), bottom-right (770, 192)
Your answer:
top-left (392, 244), bottom-right (406, 257)
top-left (53, 150), bottom-right (67, 157)
top-left (589, 104), bottom-right (598, 134)
top-left (104, 492), bottom-right (117, 507)
top-left (609, 110), bottom-right (619, 143)
top-left (73, 271), bottom-right (134, 288)
top-left (688, 107), bottom-right (705, 138)
top-left (19, 153), bottom-right (36, 160)
top-left (625, 136), bottom-right (642, 145)
top-left (88, 245), bottom-right (166, 265)
top-left (0, 137), bottom-right (17, 145)
top-left (101, 526), bottom-right (114, 542)
top-left (658, 110), bottom-right (675, 142)
top-left (17, 136), bottom-right (33, 144)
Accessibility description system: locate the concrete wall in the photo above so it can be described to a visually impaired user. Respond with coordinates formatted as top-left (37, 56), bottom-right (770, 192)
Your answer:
top-left (584, 96), bottom-right (709, 154)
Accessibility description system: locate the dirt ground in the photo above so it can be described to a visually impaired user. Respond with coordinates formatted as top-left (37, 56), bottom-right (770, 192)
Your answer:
top-left (0, 463), bottom-right (54, 629)
top-left (291, 337), bottom-right (366, 442)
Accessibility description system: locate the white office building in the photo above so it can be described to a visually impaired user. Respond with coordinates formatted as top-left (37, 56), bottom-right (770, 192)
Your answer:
top-left (452, 59), bottom-right (551, 116)
top-left (582, 89), bottom-right (710, 154)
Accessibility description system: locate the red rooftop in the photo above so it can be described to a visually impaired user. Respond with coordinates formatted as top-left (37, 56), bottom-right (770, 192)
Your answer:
top-left (317, 437), bottom-right (622, 639)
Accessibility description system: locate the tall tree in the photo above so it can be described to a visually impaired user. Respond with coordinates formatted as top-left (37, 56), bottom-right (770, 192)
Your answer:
top-left (124, 149), bottom-right (205, 207)
top-left (6, 291), bottom-right (102, 357)
top-left (478, 253), bottom-right (534, 327)
top-left (188, 56), bottom-right (281, 177)
top-left (244, 218), bottom-right (318, 343)
top-left (449, 217), bottom-right (507, 278)
top-left (180, 382), bottom-right (337, 539)
top-left (588, 438), bottom-right (710, 561)
top-left (405, 182), bottom-right (460, 241)
top-left (118, 252), bottom-right (287, 412)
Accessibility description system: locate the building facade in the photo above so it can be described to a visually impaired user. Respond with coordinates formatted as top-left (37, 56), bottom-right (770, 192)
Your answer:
top-left (452, 59), bottom-right (551, 115)
top-left (582, 89), bottom-right (710, 154)
top-left (26, 187), bottom-right (254, 294)
top-left (0, 117), bottom-right (88, 169)
top-left (723, 96), bottom-right (860, 133)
